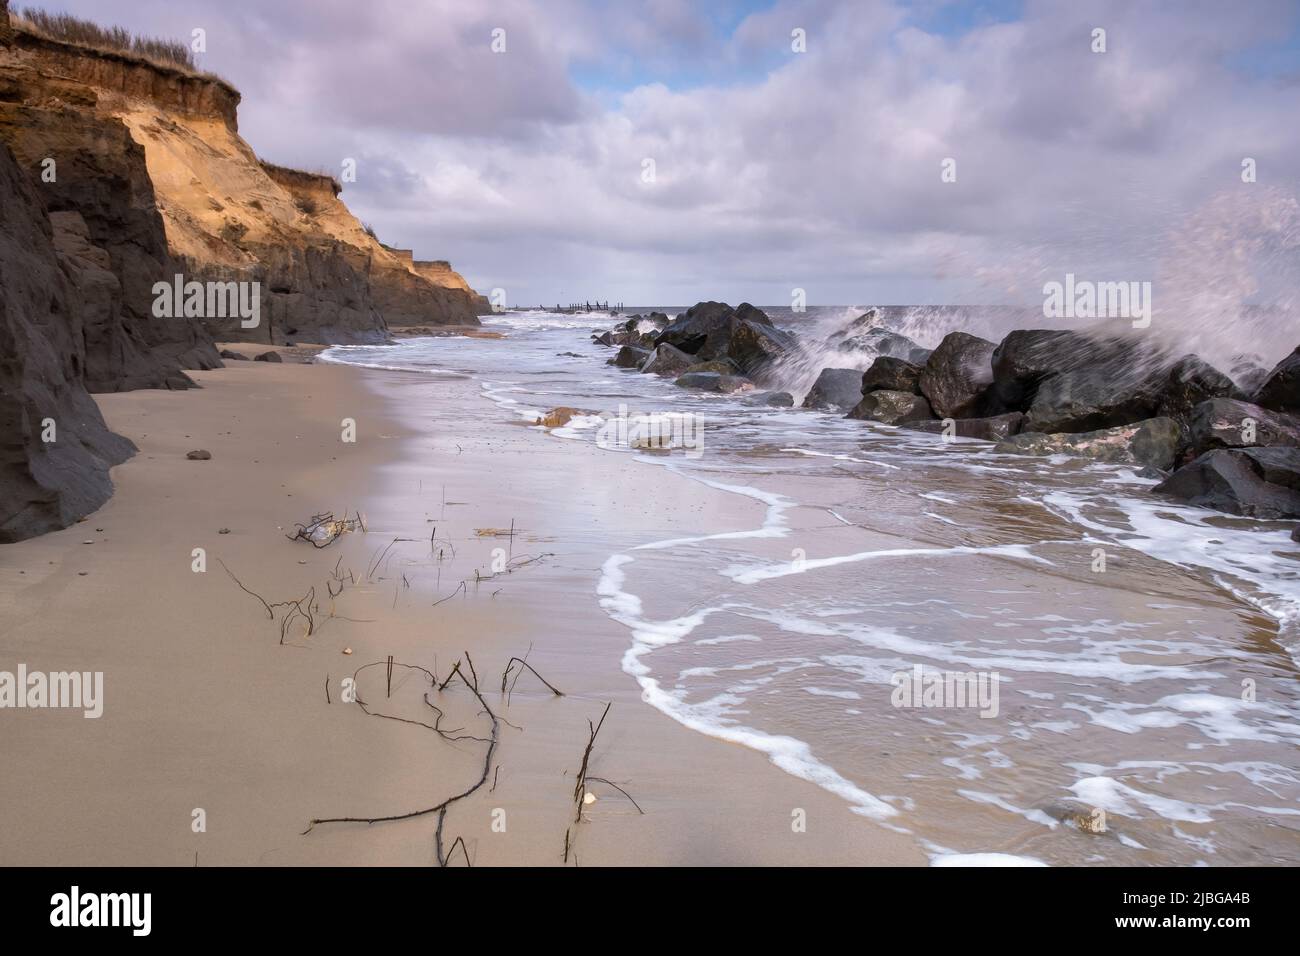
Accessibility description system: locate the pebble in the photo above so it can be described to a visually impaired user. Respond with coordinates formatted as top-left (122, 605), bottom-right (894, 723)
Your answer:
top-left (186, 449), bottom-right (212, 460)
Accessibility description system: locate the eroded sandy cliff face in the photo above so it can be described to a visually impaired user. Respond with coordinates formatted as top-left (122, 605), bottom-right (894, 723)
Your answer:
top-left (0, 139), bottom-right (136, 541)
top-left (0, 2), bottom-right (483, 538)
top-left (1, 5), bottom-right (484, 347)
top-left (104, 61), bottom-right (484, 341)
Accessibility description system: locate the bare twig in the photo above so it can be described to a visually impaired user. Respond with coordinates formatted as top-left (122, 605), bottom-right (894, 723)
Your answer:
top-left (216, 559), bottom-right (273, 619)
top-left (501, 657), bottom-right (565, 699)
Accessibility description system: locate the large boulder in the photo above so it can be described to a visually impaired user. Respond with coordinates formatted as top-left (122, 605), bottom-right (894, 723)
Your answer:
top-left (918, 332), bottom-right (997, 418)
top-left (675, 371), bottom-right (749, 393)
top-left (834, 324), bottom-right (931, 365)
top-left (611, 345), bottom-right (650, 369)
top-left (995, 418), bottom-right (1182, 471)
top-left (654, 301), bottom-right (793, 378)
top-left (1228, 354), bottom-right (1270, 396)
top-left (904, 413), bottom-right (1025, 442)
top-left (727, 312), bottom-right (796, 378)
top-left (1187, 398), bottom-right (1300, 456)
top-left (684, 358), bottom-right (739, 375)
top-left (847, 389), bottom-right (935, 425)
top-left (1154, 447), bottom-right (1300, 518)
top-left (1024, 366), bottom-right (1165, 434)
top-left (1253, 347), bottom-right (1300, 413)
top-left (641, 343), bottom-right (696, 376)
top-left (861, 356), bottom-right (922, 395)
top-left (745, 391), bottom-right (795, 407)
top-left (655, 301), bottom-right (740, 355)
top-left (989, 330), bottom-right (1149, 410)
top-left (802, 368), bottom-right (864, 411)
top-left (1157, 355), bottom-right (1239, 420)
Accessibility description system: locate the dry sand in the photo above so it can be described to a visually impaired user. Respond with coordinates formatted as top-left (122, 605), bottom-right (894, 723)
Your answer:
top-left (0, 354), bottom-right (925, 865)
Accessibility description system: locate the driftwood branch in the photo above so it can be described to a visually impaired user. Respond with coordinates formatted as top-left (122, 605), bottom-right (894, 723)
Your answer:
top-left (501, 657), bottom-right (565, 699)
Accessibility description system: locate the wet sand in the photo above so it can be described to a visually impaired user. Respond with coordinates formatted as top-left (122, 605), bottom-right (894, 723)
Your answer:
top-left (0, 357), bottom-right (925, 865)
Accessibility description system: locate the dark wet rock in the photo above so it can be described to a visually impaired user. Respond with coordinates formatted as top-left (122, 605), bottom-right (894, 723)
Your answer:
top-left (745, 391), bottom-right (795, 407)
top-left (847, 389), bottom-right (935, 425)
top-left (654, 301), bottom-right (792, 378)
top-left (918, 332), bottom-right (997, 419)
top-left (990, 330), bottom-right (1145, 411)
top-left (1158, 355), bottom-right (1239, 420)
top-left (674, 371), bottom-right (750, 393)
top-left (834, 324), bottom-right (931, 365)
top-left (861, 356), bottom-right (922, 395)
top-left (990, 330), bottom-right (1227, 435)
top-left (995, 417), bottom-right (1182, 471)
top-left (655, 301), bottom-right (737, 355)
top-left (650, 299), bottom-right (790, 377)
top-left (1293, 525), bottom-right (1300, 543)
top-left (990, 329), bottom-right (1090, 398)
top-left (0, 141), bottom-right (137, 542)
top-left (903, 412), bottom-right (1025, 442)
top-left (592, 331), bottom-right (614, 346)
top-left (219, 349), bottom-right (249, 361)
top-left (1253, 346), bottom-right (1300, 413)
top-left (254, 350), bottom-right (282, 363)
top-left (641, 343), bottom-right (696, 376)
top-left (684, 359), bottom-right (739, 375)
top-left (1187, 398), bottom-right (1300, 456)
top-left (1228, 354), bottom-right (1270, 396)
top-left (727, 313), bottom-right (796, 378)
top-left (1023, 366), bottom-right (1165, 434)
top-left (611, 345), bottom-right (650, 369)
top-left (802, 368), bottom-right (864, 411)
top-left (186, 449), bottom-right (212, 460)
top-left (1153, 447), bottom-right (1300, 518)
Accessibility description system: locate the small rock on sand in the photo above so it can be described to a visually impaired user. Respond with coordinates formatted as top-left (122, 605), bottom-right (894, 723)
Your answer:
top-left (254, 350), bottom-right (283, 363)
top-left (186, 449), bottom-right (212, 460)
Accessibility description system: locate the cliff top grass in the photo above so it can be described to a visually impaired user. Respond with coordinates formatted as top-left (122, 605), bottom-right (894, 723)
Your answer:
top-left (13, 7), bottom-right (231, 86)
top-left (259, 160), bottom-right (343, 198)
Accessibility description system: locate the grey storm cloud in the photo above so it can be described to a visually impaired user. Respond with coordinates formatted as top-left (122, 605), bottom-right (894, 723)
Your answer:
top-left (28, 0), bottom-right (1300, 310)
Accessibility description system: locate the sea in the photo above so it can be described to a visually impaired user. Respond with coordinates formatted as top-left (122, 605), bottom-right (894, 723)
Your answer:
top-left (321, 305), bottom-right (1300, 866)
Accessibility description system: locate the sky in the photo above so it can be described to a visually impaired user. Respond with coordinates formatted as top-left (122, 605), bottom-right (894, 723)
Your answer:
top-left (24, 0), bottom-right (1300, 309)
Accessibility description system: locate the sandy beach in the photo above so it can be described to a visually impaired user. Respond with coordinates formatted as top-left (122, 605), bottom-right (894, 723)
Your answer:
top-left (0, 353), bottom-right (925, 866)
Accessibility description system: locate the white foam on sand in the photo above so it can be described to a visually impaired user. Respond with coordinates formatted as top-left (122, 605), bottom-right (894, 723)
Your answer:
top-left (598, 536), bottom-right (899, 821)
top-left (930, 852), bottom-right (1048, 867)
top-left (1040, 489), bottom-right (1300, 655)
top-left (724, 542), bottom-right (1052, 585)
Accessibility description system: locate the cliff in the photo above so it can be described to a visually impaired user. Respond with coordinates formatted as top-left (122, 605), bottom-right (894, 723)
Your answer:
top-left (0, 3), bottom-right (484, 539)
top-left (0, 138), bottom-right (137, 541)
top-left (1, 4), bottom-right (483, 346)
